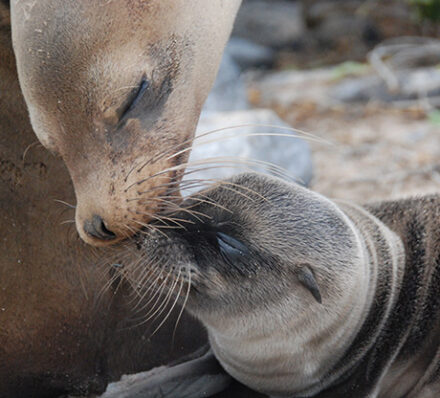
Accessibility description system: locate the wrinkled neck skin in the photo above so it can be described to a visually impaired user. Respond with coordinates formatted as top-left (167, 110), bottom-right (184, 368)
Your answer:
top-left (195, 202), bottom-right (405, 398)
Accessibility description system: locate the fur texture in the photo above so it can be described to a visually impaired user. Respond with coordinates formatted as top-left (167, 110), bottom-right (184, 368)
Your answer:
top-left (0, 5), bottom-right (206, 396)
top-left (136, 173), bottom-right (440, 398)
top-left (10, 0), bottom-right (241, 246)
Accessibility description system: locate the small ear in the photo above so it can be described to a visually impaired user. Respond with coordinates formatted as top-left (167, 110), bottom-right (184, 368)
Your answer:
top-left (297, 264), bottom-right (322, 304)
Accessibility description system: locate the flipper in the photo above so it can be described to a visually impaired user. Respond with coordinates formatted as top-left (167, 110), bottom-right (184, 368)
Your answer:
top-left (99, 346), bottom-right (231, 398)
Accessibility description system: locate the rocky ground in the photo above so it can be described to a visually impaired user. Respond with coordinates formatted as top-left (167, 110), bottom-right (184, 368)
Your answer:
top-left (199, 0), bottom-right (440, 204)
top-left (249, 64), bottom-right (440, 202)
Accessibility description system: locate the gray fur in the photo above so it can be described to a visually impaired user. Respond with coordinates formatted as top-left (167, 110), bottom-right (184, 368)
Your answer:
top-left (131, 173), bottom-right (440, 398)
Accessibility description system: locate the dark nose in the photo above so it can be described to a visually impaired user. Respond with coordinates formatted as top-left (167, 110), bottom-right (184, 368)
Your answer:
top-left (83, 215), bottom-right (116, 241)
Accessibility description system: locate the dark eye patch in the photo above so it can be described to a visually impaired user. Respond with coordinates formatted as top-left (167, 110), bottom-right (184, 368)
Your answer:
top-left (118, 78), bottom-right (150, 121)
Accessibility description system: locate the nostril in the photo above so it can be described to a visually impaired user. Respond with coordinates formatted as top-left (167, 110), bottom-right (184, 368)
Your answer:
top-left (83, 215), bottom-right (116, 241)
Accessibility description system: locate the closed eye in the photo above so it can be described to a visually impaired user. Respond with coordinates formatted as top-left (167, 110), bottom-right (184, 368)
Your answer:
top-left (216, 231), bottom-right (249, 266)
top-left (118, 78), bottom-right (150, 121)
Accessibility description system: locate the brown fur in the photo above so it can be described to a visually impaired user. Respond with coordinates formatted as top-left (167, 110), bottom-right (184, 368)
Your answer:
top-left (10, 0), bottom-right (241, 246)
top-left (0, 5), bottom-right (205, 397)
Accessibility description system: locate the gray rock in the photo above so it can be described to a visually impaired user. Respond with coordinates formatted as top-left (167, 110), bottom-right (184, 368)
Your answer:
top-left (251, 63), bottom-right (440, 109)
top-left (202, 48), bottom-right (249, 112)
top-left (196, 36), bottom-right (314, 195)
top-left (185, 109), bottom-right (313, 196)
top-left (331, 67), bottom-right (440, 103)
top-left (203, 37), bottom-right (277, 113)
top-left (227, 37), bottom-right (275, 70)
top-left (232, 0), bottom-right (305, 48)
top-left (251, 68), bottom-right (335, 108)
top-left (330, 75), bottom-right (387, 103)
top-left (305, 0), bottom-right (364, 24)
top-left (401, 68), bottom-right (440, 98)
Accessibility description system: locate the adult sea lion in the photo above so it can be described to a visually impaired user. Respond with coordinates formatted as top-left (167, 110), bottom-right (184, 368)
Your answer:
top-left (10, 0), bottom-right (242, 247)
top-left (128, 173), bottom-right (440, 398)
top-left (0, 0), bottom-right (253, 398)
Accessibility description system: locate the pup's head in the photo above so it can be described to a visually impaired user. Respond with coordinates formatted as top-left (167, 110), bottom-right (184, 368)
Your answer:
top-left (136, 173), bottom-right (362, 328)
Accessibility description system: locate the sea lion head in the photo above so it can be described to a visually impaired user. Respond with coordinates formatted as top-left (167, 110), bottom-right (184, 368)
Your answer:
top-left (10, 0), bottom-right (241, 246)
top-left (125, 174), bottom-right (407, 396)
top-left (127, 173), bottom-right (374, 395)
top-left (134, 173), bottom-right (365, 325)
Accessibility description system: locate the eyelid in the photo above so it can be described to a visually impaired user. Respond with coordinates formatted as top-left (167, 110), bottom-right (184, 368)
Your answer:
top-left (119, 78), bottom-right (149, 120)
top-left (216, 231), bottom-right (249, 265)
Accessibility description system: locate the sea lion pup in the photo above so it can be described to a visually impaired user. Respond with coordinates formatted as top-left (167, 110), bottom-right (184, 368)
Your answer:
top-left (128, 173), bottom-right (440, 398)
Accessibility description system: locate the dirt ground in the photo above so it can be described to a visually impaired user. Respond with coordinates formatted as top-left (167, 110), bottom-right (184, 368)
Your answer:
top-left (292, 104), bottom-right (440, 203)
top-left (242, 0), bottom-right (440, 204)
top-left (250, 75), bottom-right (440, 204)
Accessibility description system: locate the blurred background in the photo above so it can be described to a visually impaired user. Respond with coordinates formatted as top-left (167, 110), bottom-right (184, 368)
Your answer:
top-left (191, 0), bottom-right (440, 202)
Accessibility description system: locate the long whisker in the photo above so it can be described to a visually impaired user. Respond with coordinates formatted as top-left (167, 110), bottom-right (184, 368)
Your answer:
top-left (125, 155), bottom-right (294, 192)
top-left (128, 265), bottom-right (163, 307)
top-left (129, 265), bottom-right (166, 308)
top-left (129, 211), bottom-right (191, 232)
top-left (22, 140), bottom-right (42, 162)
top-left (124, 123), bottom-right (325, 183)
top-left (133, 268), bottom-right (180, 327)
top-left (172, 270), bottom-right (192, 344)
top-left (150, 273), bottom-right (184, 337)
top-left (132, 267), bottom-right (172, 316)
top-left (127, 123), bottom-right (325, 181)
top-left (130, 179), bottom-right (254, 222)
top-left (134, 194), bottom-right (231, 218)
top-left (180, 161), bottom-right (289, 186)
top-left (147, 269), bottom-right (182, 324)
top-left (53, 199), bottom-right (77, 209)
top-left (60, 219), bottom-right (75, 225)
top-left (136, 196), bottom-right (212, 222)
top-left (134, 211), bottom-right (191, 230)
top-left (182, 178), bottom-right (271, 203)
top-left (163, 131), bottom-right (325, 170)
top-left (120, 251), bottom-right (158, 292)
top-left (96, 249), bottom-right (139, 302)
top-left (129, 219), bottom-right (169, 239)
top-left (125, 152), bottom-right (303, 197)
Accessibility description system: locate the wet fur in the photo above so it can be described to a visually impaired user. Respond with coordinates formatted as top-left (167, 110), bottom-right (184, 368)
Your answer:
top-left (135, 173), bottom-right (440, 398)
